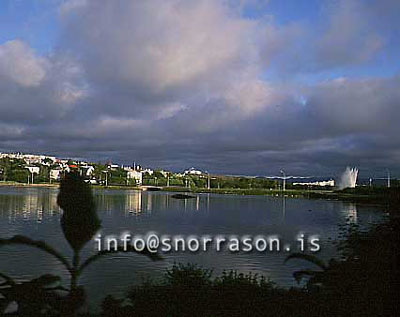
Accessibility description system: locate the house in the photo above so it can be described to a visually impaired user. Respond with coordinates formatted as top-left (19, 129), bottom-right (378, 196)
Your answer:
top-left (81, 165), bottom-right (95, 177)
top-left (50, 169), bottom-right (62, 181)
top-left (26, 166), bottom-right (40, 174)
top-left (126, 169), bottom-right (143, 185)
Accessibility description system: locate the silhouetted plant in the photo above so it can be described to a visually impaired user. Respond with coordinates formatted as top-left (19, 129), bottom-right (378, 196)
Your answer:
top-left (0, 172), bottom-right (160, 315)
top-left (101, 263), bottom-right (283, 317)
top-left (284, 215), bottom-right (399, 316)
top-left (164, 262), bottom-right (213, 288)
top-left (0, 272), bottom-right (69, 315)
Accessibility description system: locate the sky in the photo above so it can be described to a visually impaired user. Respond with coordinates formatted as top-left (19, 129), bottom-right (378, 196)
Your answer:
top-left (0, 0), bottom-right (399, 177)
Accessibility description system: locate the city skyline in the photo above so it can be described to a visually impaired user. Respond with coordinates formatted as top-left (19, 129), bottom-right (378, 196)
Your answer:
top-left (0, 0), bottom-right (399, 176)
top-left (0, 150), bottom-right (394, 182)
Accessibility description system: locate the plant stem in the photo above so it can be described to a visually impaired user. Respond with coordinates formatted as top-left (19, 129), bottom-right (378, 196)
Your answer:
top-left (70, 250), bottom-right (80, 291)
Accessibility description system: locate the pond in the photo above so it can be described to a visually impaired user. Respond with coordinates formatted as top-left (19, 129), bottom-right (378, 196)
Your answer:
top-left (0, 186), bottom-right (383, 312)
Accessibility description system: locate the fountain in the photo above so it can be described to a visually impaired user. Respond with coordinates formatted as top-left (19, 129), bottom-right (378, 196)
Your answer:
top-left (337, 167), bottom-right (358, 190)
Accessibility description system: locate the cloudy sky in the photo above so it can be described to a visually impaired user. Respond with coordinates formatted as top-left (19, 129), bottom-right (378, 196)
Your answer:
top-left (0, 0), bottom-right (399, 177)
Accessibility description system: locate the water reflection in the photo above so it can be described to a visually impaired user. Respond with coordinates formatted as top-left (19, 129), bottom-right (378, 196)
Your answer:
top-left (124, 191), bottom-right (142, 215)
top-left (0, 188), bottom-right (60, 223)
top-left (339, 202), bottom-right (358, 224)
top-left (0, 188), bottom-right (365, 227)
top-left (146, 192), bottom-right (152, 212)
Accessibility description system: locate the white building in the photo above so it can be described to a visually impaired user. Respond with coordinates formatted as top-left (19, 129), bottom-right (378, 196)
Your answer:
top-left (81, 165), bottom-right (95, 177)
top-left (184, 167), bottom-right (203, 175)
top-left (50, 169), bottom-right (62, 180)
top-left (293, 179), bottom-right (335, 187)
top-left (26, 166), bottom-right (40, 174)
top-left (126, 169), bottom-right (143, 185)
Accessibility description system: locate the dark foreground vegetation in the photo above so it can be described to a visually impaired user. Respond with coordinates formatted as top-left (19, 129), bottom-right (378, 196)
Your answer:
top-left (0, 173), bottom-right (398, 316)
top-left (101, 214), bottom-right (399, 316)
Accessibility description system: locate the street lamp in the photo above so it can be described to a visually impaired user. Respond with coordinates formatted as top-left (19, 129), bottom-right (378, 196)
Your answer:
top-left (280, 170), bottom-right (286, 192)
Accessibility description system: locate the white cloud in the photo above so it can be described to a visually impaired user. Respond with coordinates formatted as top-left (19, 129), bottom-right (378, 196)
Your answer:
top-left (223, 79), bottom-right (275, 114)
top-left (60, 0), bottom-right (259, 93)
top-left (0, 40), bottom-right (47, 87)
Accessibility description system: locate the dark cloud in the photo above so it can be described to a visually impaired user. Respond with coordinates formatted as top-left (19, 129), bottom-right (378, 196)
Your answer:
top-left (0, 0), bottom-right (399, 177)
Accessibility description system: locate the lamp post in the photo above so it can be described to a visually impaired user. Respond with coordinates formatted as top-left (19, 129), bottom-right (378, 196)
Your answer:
top-left (280, 170), bottom-right (286, 192)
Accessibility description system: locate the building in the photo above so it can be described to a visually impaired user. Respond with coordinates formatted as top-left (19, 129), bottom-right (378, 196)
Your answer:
top-left (26, 166), bottom-right (40, 174)
top-left (184, 167), bottom-right (203, 175)
top-left (126, 169), bottom-right (143, 185)
top-left (293, 179), bottom-right (335, 187)
top-left (50, 169), bottom-right (62, 181)
top-left (81, 165), bottom-right (95, 177)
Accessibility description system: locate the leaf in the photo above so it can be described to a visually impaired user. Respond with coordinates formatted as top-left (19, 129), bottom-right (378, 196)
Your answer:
top-left (57, 173), bottom-right (101, 252)
top-left (284, 253), bottom-right (327, 270)
top-left (0, 274), bottom-right (66, 314)
top-left (0, 272), bottom-right (16, 287)
top-left (0, 235), bottom-right (71, 272)
top-left (30, 274), bottom-right (61, 288)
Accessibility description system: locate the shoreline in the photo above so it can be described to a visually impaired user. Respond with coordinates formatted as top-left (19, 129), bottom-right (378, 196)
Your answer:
top-left (0, 181), bottom-right (390, 206)
top-left (0, 182), bottom-right (59, 188)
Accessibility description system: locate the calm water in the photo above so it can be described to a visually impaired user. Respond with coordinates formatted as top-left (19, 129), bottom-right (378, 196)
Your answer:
top-left (0, 187), bottom-right (383, 311)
